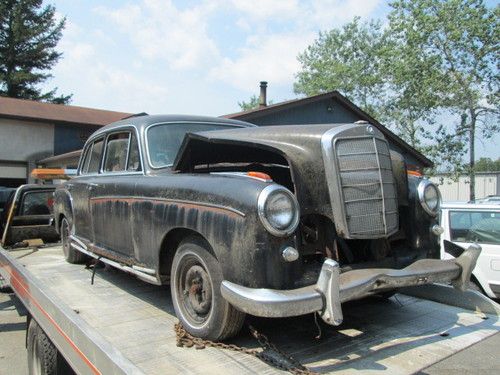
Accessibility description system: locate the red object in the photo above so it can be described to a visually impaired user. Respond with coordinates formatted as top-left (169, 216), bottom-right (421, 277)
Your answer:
top-left (247, 171), bottom-right (272, 181)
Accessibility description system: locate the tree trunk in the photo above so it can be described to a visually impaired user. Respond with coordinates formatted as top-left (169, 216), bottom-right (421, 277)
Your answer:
top-left (469, 110), bottom-right (476, 202)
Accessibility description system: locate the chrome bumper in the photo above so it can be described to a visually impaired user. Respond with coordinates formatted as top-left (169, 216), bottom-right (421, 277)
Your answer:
top-left (220, 244), bottom-right (481, 326)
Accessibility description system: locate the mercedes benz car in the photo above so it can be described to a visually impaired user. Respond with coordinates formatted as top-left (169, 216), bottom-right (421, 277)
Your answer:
top-left (54, 114), bottom-right (480, 340)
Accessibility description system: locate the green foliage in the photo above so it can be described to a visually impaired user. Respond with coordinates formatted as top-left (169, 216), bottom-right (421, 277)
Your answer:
top-left (294, 0), bottom-right (499, 200)
top-left (474, 157), bottom-right (500, 172)
top-left (0, 0), bottom-right (71, 103)
top-left (294, 17), bottom-right (391, 119)
top-left (238, 95), bottom-right (273, 111)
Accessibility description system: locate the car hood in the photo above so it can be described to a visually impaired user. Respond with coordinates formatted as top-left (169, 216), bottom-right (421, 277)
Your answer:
top-left (173, 124), bottom-right (354, 218)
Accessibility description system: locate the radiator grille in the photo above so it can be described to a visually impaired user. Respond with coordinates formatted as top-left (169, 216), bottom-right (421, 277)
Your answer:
top-left (335, 137), bottom-right (398, 237)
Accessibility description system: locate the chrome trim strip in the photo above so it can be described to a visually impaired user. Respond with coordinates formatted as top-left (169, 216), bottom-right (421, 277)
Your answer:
top-left (373, 137), bottom-right (388, 235)
top-left (69, 239), bottom-right (161, 285)
top-left (78, 125), bottom-right (145, 177)
top-left (88, 196), bottom-right (246, 217)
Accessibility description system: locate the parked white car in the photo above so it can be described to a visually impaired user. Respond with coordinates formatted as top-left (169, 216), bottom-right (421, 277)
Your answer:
top-left (440, 202), bottom-right (500, 299)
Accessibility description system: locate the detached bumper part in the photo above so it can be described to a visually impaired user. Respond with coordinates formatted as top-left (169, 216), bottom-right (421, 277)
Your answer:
top-left (220, 244), bottom-right (481, 326)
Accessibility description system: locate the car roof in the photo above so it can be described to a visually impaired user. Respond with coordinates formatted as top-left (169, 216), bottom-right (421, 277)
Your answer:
top-left (92, 114), bottom-right (255, 138)
top-left (441, 202), bottom-right (500, 210)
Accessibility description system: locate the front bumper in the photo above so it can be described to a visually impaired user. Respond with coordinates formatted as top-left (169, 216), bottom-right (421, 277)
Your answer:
top-left (220, 244), bottom-right (481, 326)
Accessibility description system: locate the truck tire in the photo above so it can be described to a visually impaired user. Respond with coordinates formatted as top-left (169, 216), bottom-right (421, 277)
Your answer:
top-left (171, 236), bottom-right (245, 340)
top-left (27, 319), bottom-right (73, 375)
top-left (60, 217), bottom-right (86, 264)
top-left (27, 319), bottom-right (57, 375)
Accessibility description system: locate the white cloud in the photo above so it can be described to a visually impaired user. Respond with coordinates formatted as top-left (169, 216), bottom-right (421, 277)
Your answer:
top-left (307, 0), bottom-right (382, 29)
top-left (210, 32), bottom-right (314, 91)
top-left (95, 0), bottom-right (219, 70)
top-left (229, 0), bottom-right (300, 20)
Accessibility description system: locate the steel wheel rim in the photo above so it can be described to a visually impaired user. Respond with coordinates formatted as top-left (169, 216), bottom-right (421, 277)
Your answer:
top-left (175, 254), bottom-right (213, 326)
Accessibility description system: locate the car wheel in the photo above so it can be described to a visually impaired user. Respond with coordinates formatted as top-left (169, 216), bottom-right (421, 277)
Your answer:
top-left (60, 218), bottom-right (86, 264)
top-left (27, 319), bottom-right (74, 375)
top-left (171, 236), bottom-right (245, 340)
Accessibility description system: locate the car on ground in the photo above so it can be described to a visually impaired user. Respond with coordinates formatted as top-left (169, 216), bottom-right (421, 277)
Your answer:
top-left (53, 114), bottom-right (481, 340)
top-left (1, 184), bottom-right (58, 246)
top-left (474, 195), bottom-right (500, 204)
top-left (440, 202), bottom-right (500, 298)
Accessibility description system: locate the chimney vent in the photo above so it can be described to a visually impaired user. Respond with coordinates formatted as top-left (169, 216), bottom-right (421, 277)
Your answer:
top-left (259, 81), bottom-right (267, 108)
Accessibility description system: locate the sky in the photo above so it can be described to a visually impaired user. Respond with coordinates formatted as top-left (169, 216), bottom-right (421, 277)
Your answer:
top-left (45, 0), bottom-right (498, 159)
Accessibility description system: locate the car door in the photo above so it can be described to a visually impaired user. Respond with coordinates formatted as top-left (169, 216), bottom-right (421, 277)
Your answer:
top-left (445, 208), bottom-right (500, 297)
top-left (71, 136), bottom-right (105, 243)
top-left (1, 186), bottom-right (58, 246)
top-left (90, 129), bottom-right (143, 259)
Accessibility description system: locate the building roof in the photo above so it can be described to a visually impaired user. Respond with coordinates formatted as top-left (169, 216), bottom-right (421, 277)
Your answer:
top-left (0, 96), bottom-right (133, 127)
top-left (223, 91), bottom-right (433, 168)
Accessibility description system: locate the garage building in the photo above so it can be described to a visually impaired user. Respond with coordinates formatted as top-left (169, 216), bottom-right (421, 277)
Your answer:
top-left (0, 97), bottom-right (132, 187)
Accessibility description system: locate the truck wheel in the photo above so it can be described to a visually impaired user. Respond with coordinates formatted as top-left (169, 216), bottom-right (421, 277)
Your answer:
top-left (60, 218), bottom-right (86, 264)
top-left (27, 319), bottom-right (57, 375)
top-left (171, 236), bottom-right (245, 340)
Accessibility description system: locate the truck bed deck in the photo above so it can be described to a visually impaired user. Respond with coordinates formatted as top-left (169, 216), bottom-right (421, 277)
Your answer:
top-left (2, 244), bottom-right (499, 374)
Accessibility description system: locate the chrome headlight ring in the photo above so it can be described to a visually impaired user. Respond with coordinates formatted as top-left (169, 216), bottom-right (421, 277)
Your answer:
top-left (417, 179), bottom-right (441, 216)
top-left (257, 185), bottom-right (300, 237)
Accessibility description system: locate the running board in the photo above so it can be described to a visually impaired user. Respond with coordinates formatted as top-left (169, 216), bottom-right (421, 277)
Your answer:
top-left (70, 236), bottom-right (161, 285)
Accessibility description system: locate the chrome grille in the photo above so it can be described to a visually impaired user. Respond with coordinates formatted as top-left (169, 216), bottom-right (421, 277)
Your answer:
top-left (335, 137), bottom-right (398, 238)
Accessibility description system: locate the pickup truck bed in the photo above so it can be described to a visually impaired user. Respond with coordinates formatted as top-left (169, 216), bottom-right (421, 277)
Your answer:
top-left (1, 244), bottom-right (499, 374)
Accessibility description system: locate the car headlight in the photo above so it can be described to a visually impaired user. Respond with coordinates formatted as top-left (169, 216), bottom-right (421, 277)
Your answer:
top-left (257, 185), bottom-right (299, 236)
top-left (417, 179), bottom-right (441, 216)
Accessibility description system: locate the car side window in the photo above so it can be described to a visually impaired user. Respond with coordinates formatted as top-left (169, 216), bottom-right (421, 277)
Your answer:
top-left (449, 210), bottom-right (500, 245)
top-left (127, 132), bottom-right (142, 172)
top-left (104, 132), bottom-right (130, 172)
top-left (84, 138), bottom-right (104, 174)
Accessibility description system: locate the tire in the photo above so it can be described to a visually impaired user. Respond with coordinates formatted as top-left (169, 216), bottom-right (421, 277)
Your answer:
top-left (60, 217), bottom-right (86, 264)
top-left (171, 236), bottom-right (245, 340)
top-left (27, 319), bottom-right (57, 375)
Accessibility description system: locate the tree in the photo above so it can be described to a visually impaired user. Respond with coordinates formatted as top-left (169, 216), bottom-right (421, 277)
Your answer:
top-left (388, 0), bottom-right (499, 201)
top-left (294, 1), bottom-right (499, 201)
top-left (0, 0), bottom-right (71, 103)
top-left (474, 157), bottom-right (500, 172)
top-left (238, 95), bottom-right (273, 111)
top-left (294, 17), bottom-right (392, 120)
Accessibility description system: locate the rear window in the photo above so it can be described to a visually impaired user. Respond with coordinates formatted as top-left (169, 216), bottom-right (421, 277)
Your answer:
top-left (19, 191), bottom-right (54, 216)
top-left (449, 210), bottom-right (500, 245)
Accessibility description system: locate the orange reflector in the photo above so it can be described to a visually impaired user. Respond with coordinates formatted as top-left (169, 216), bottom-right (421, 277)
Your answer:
top-left (31, 168), bottom-right (71, 179)
top-left (247, 171), bottom-right (272, 181)
top-left (407, 170), bottom-right (423, 177)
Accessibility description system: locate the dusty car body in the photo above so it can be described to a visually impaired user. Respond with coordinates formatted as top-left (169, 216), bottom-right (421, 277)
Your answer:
top-left (1, 184), bottom-right (58, 246)
top-left (54, 114), bottom-right (481, 339)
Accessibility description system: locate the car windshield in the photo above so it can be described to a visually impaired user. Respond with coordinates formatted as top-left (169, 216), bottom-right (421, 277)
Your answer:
top-left (147, 123), bottom-right (240, 168)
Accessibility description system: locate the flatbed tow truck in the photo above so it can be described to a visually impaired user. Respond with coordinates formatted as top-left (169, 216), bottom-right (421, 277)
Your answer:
top-left (1, 243), bottom-right (499, 375)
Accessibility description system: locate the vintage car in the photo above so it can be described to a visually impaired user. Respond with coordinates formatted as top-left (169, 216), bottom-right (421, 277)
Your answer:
top-left (1, 184), bottom-right (58, 246)
top-left (54, 114), bottom-right (481, 340)
top-left (440, 202), bottom-right (499, 299)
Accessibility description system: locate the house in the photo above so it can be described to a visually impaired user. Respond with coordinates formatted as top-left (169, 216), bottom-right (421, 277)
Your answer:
top-left (0, 96), bottom-right (133, 186)
top-left (223, 82), bottom-right (432, 170)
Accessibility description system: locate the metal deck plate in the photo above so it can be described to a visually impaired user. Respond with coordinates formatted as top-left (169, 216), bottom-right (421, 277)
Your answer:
top-left (9, 246), bottom-right (500, 374)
